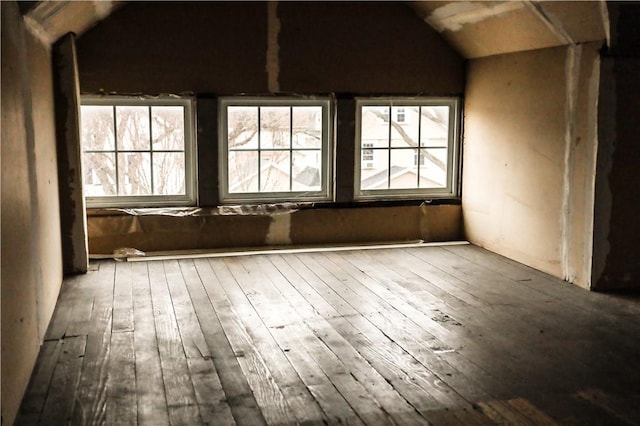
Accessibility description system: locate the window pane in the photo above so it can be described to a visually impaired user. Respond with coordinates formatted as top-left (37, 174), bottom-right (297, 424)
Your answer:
top-left (116, 106), bottom-right (150, 151)
top-left (118, 153), bottom-right (152, 195)
top-left (228, 107), bottom-right (258, 150)
top-left (228, 150), bottom-right (258, 193)
top-left (153, 152), bottom-right (185, 195)
top-left (292, 150), bottom-right (321, 191)
top-left (360, 149), bottom-right (389, 190)
top-left (391, 106), bottom-right (419, 148)
top-left (261, 150), bottom-right (291, 192)
top-left (81, 105), bottom-right (115, 151)
top-left (292, 106), bottom-right (322, 148)
top-left (389, 149), bottom-right (419, 189)
top-left (152, 106), bottom-right (184, 151)
top-left (361, 106), bottom-right (389, 146)
top-left (420, 106), bottom-right (450, 147)
top-left (419, 148), bottom-right (448, 188)
top-left (83, 153), bottom-right (116, 196)
top-left (260, 107), bottom-right (291, 149)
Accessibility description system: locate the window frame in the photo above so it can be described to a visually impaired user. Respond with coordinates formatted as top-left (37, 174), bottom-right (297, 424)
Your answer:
top-left (218, 96), bottom-right (334, 204)
top-left (80, 95), bottom-right (197, 208)
top-left (354, 97), bottom-right (461, 200)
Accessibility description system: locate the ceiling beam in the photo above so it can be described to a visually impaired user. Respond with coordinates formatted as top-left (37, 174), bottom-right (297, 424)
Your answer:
top-left (524, 1), bottom-right (575, 45)
top-left (23, 1), bottom-right (123, 46)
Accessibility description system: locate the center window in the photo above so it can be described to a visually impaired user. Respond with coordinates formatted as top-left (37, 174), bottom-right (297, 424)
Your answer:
top-left (219, 97), bottom-right (333, 203)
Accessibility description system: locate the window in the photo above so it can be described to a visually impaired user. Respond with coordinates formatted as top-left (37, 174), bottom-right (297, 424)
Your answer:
top-left (80, 97), bottom-right (196, 208)
top-left (219, 97), bottom-right (333, 203)
top-left (355, 97), bottom-right (460, 200)
top-left (362, 143), bottom-right (375, 169)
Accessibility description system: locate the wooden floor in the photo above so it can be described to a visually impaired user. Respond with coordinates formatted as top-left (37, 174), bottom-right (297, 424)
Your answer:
top-left (17, 244), bottom-right (640, 425)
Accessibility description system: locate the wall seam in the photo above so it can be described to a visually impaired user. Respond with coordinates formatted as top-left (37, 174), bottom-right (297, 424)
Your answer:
top-left (561, 44), bottom-right (582, 282)
top-left (583, 54), bottom-right (601, 288)
top-left (266, 1), bottom-right (281, 93)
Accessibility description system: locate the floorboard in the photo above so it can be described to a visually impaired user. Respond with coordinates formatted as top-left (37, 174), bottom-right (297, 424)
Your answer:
top-left (17, 244), bottom-right (640, 425)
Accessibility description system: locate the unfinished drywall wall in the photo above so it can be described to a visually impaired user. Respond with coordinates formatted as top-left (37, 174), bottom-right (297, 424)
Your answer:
top-left (76, 2), bottom-right (464, 95)
top-left (1, 2), bottom-right (64, 423)
top-left (463, 43), bottom-right (601, 288)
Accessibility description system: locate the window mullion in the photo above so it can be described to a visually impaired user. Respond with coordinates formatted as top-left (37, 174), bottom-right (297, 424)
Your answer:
top-left (417, 106), bottom-right (422, 188)
top-left (148, 106), bottom-right (154, 195)
top-left (387, 106), bottom-right (392, 190)
top-left (113, 105), bottom-right (120, 195)
top-left (289, 106), bottom-right (293, 191)
top-left (257, 107), bottom-right (262, 192)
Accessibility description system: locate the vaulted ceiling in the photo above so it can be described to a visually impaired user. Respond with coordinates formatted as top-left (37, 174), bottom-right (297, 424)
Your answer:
top-left (409, 1), bottom-right (608, 58)
top-left (22, 1), bottom-right (608, 58)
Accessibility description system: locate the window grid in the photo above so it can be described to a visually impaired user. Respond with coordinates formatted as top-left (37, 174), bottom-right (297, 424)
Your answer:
top-left (220, 97), bottom-right (333, 204)
top-left (229, 106), bottom-right (319, 191)
top-left (226, 106), bottom-right (319, 193)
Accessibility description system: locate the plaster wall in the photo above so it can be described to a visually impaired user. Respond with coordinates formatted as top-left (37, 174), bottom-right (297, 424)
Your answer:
top-left (463, 44), bottom-right (601, 287)
top-left (1, 2), bottom-right (64, 423)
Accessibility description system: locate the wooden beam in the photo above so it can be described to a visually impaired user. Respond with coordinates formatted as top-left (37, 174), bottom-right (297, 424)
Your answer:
top-left (53, 33), bottom-right (88, 274)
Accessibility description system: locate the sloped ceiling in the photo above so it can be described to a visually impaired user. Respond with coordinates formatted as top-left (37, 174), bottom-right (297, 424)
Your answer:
top-left (409, 1), bottom-right (609, 58)
top-left (23, 1), bottom-right (608, 59)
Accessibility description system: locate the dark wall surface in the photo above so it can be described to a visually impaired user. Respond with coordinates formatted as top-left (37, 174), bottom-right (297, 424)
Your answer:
top-left (592, 2), bottom-right (640, 290)
top-left (78, 2), bottom-right (270, 94)
top-left (277, 1), bottom-right (464, 94)
top-left (594, 56), bottom-right (640, 290)
top-left (76, 1), bottom-right (464, 95)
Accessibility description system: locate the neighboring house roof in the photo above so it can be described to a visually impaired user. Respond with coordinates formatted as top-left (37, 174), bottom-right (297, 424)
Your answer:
top-left (229, 162), bottom-right (320, 192)
top-left (294, 166), bottom-right (320, 187)
top-left (361, 166), bottom-right (406, 189)
top-left (361, 166), bottom-right (441, 189)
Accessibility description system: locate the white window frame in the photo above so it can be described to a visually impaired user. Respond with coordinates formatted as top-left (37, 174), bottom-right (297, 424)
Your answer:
top-left (80, 96), bottom-right (197, 208)
top-left (354, 97), bottom-right (460, 200)
top-left (219, 97), bottom-right (334, 204)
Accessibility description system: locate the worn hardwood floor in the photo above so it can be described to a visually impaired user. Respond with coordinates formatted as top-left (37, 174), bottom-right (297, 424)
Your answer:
top-left (17, 244), bottom-right (640, 425)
